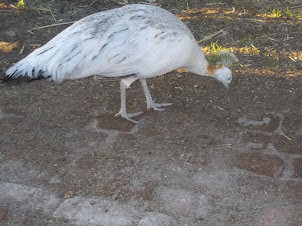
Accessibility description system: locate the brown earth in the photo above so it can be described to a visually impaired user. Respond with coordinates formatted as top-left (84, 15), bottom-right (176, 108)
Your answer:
top-left (0, 0), bottom-right (301, 225)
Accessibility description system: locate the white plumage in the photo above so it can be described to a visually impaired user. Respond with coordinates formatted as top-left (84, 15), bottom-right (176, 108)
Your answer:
top-left (5, 4), bottom-right (234, 123)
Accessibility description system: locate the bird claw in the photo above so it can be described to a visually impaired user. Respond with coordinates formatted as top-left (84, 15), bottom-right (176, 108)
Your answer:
top-left (115, 111), bottom-right (143, 123)
top-left (147, 102), bottom-right (173, 111)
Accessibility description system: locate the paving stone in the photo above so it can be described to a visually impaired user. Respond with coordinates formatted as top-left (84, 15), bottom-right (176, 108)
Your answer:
top-left (273, 134), bottom-right (302, 154)
top-left (235, 153), bottom-right (284, 178)
top-left (280, 115), bottom-right (302, 135)
top-left (292, 158), bottom-right (302, 179)
top-left (238, 114), bottom-right (281, 132)
top-left (156, 187), bottom-right (207, 218)
top-left (0, 161), bottom-right (41, 183)
top-left (282, 181), bottom-right (302, 202)
top-left (0, 208), bottom-right (7, 223)
top-left (192, 170), bottom-right (232, 189)
top-left (242, 132), bottom-right (271, 149)
top-left (0, 183), bottom-right (61, 215)
top-left (138, 212), bottom-right (175, 226)
top-left (263, 207), bottom-right (302, 226)
top-left (53, 196), bottom-right (140, 225)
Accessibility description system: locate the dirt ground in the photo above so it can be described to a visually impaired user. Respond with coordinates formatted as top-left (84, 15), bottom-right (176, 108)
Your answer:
top-left (0, 0), bottom-right (301, 225)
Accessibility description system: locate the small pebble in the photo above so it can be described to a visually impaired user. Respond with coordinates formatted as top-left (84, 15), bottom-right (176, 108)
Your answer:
top-left (64, 191), bottom-right (74, 199)
top-left (6, 30), bottom-right (16, 37)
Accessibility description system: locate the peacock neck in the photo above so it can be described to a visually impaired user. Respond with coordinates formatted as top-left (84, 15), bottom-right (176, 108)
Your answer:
top-left (185, 48), bottom-right (217, 77)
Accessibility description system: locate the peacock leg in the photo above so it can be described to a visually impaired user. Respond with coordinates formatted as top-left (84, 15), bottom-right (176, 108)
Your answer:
top-left (140, 78), bottom-right (172, 111)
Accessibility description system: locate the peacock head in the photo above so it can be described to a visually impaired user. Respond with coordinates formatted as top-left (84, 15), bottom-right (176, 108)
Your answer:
top-left (214, 67), bottom-right (232, 88)
top-left (213, 51), bottom-right (238, 88)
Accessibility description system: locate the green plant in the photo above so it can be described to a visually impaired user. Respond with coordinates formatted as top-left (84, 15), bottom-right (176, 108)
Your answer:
top-left (283, 7), bottom-right (301, 19)
top-left (210, 41), bottom-right (223, 54)
top-left (186, 0), bottom-right (190, 10)
top-left (206, 42), bottom-right (236, 65)
top-left (268, 8), bottom-right (282, 18)
top-left (17, 0), bottom-right (26, 9)
top-left (248, 37), bottom-right (260, 53)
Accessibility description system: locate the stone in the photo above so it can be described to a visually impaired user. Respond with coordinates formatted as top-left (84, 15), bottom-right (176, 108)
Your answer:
top-left (53, 196), bottom-right (139, 225)
top-left (292, 158), bottom-right (302, 178)
top-left (156, 187), bottom-right (207, 218)
top-left (138, 212), bottom-right (175, 226)
top-left (273, 134), bottom-right (302, 154)
top-left (0, 183), bottom-right (61, 215)
top-left (235, 153), bottom-right (284, 178)
top-left (282, 181), bottom-right (302, 202)
top-left (241, 132), bottom-right (271, 149)
top-left (63, 191), bottom-right (74, 199)
top-left (263, 207), bottom-right (302, 226)
top-left (238, 114), bottom-right (281, 133)
top-left (0, 208), bottom-right (7, 223)
top-left (0, 161), bottom-right (41, 184)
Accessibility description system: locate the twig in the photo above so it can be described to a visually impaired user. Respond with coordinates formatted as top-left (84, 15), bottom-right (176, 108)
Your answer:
top-left (32, 21), bottom-right (76, 30)
top-left (9, 4), bottom-right (17, 9)
top-left (206, 2), bottom-right (223, 6)
top-left (28, 44), bottom-right (41, 47)
top-left (198, 29), bottom-right (225, 43)
top-left (280, 133), bottom-right (292, 141)
top-left (19, 45), bottom-right (25, 55)
top-left (288, 56), bottom-right (297, 62)
top-left (27, 30), bottom-right (35, 35)
top-left (50, 11), bottom-right (57, 21)
top-left (183, 154), bottom-right (193, 167)
top-left (36, 7), bottom-right (53, 13)
top-left (268, 37), bottom-right (278, 41)
top-left (90, 0), bottom-right (98, 6)
top-left (137, 1), bottom-right (162, 6)
top-left (289, 5), bottom-right (302, 9)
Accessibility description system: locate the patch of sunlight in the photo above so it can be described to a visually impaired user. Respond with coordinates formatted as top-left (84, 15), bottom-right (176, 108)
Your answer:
top-left (257, 10), bottom-right (301, 20)
top-left (177, 15), bottom-right (199, 20)
top-left (262, 48), bottom-right (279, 60)
top-left (237, 68), bottom-right (279, 76)
top-left (0, 3), bottom-right (9, 9)
top-left (288, 51), bottom-right (302, 61)
top-left (176, 7), bottom-right (250, 21)
top-left (0, 1), bottom-right (27, 9)
top-left (285, 69), bottom-right (302, 77)
top-left (236, 68), bottom-right (301, 77)
top-left (267, 8), bottom-right (282, 18)
top-left (203, 9), bottom-right (219, 14)
top-left (176, 8), bottom-right (220, 20)
top-left (223, 9), bottom-right (236, 15)
top-left (176, 6), bottom-right (301, 23)
top-left (203, 46), bottom-right (260, 56)
top-left (187, 8), bottom-right (219, 15)
top-left (175, 68), bottom-right (189, 74)
top-left (203, 46), bottom-right (230, 55)
top-left (0, 42), bottom-right (19, 53)
top-left (257, 12), bottom-right (278, 18)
